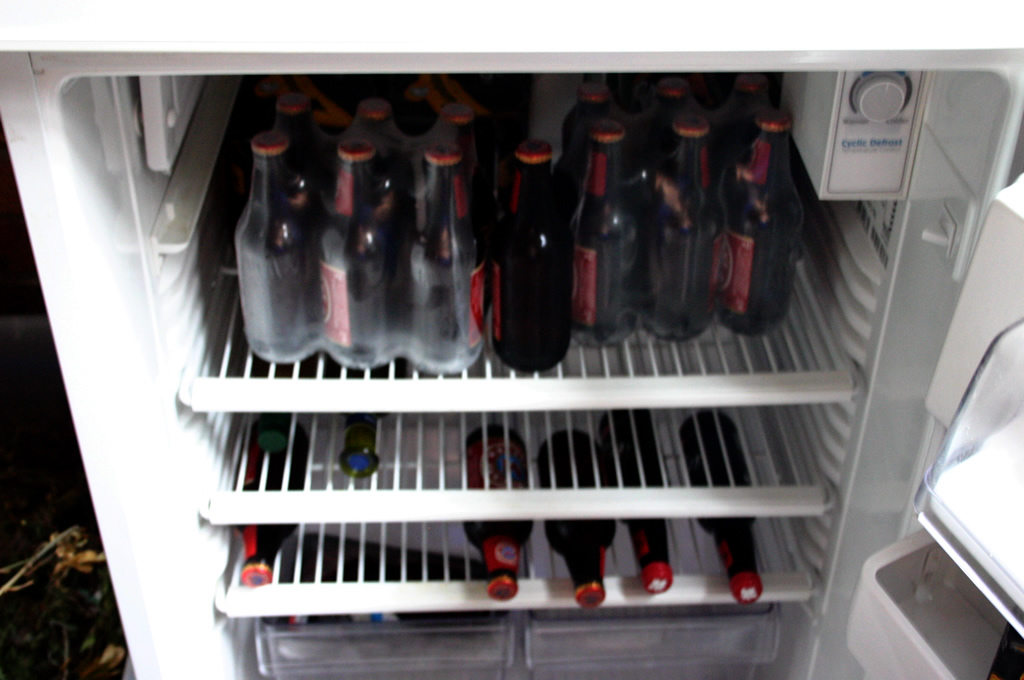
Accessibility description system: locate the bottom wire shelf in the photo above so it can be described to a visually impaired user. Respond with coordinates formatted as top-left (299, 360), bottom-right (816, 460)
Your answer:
top-left (217, 513), bottom-right (811, 618)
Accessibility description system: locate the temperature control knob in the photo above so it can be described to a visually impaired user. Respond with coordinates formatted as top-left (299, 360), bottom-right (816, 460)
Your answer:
top-left (850, 72), bottom-right (910, 122)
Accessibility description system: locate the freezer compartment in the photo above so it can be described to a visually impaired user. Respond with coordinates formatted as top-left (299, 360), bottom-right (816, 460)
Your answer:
top-left (526, 604), bottom-right (778, 680)
top-left (255, 612), bottom-right (514, 680)
top-left (216, 512), bottom-right (811, 617)
top-left (206, 406), bottom-right (830, 525)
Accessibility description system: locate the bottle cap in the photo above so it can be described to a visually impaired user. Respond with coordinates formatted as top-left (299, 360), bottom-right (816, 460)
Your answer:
top-left (729, 571), bottom-right (763, 604)
top-left (241, 560), bottom-right (274, 588)
top-left (755, 110), bottom-right (792, 133)
top-left (440, 102), bottom-right (474, 126)
top-left (735, 73), bottom-right (769, 94)
top-left (424, 143), bottom-right (463, 167)
top-left (656, 76), bottom-right (691, 99)
top-left (487, 574), bottom-right (519, 601)
top-left (578, 82), bottom-right (611, 104)
top-left (251, 131), bottom-right (289, 157)
top-left (640, 561), bottom-right (674, 594)
top-left (515, 140), bottom-right (553, 164)
top-left (337, 139), bottom-right (376, 162)
top-left (588, 119), bottom-right (625, 144)
top-left (257, 413), bottom-right (292, 453)
top-left (276, 92), bottom-right (312, 115)
top-left (672, 114), bottom-right (710, 138)
top-left (340, 450), bottom-right (380, 477)
top-left (356, 97), bottom-right (393, 121)
top-left (574, 581), bottom-right (606, 608)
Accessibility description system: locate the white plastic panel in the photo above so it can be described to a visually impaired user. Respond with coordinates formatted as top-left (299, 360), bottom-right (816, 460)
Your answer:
top-left (140, 75), bottom-right (204, 173)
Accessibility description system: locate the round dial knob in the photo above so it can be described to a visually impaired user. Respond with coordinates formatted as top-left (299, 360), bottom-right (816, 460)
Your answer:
top-left (851, 73), bottom-right (909, 122)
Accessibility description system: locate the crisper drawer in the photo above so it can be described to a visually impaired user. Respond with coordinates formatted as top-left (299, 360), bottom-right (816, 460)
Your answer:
top-left (526, 604), bottom-right (779, 680)
top-left (255, 612), bottom-right (515, 680)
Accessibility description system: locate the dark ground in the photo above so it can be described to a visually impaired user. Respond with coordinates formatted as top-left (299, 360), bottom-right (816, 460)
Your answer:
top-left (0, 123), bottom-right (126, 679)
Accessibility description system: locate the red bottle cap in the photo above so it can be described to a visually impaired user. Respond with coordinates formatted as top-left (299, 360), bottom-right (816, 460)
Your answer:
top-left (588, 119), bottom-right (625, 144)
top-left (755, 110), bottom-right (792, 133)
top-left (251, 130), bottom-right (289, 157)
top-left (487, 574), bottom-right (519, 601)
top-left (575, 581), bottom-right (606, 608)
top-left (640, 561), bottom-right (674, 594)
top-left (735, 73), bottom-right (769, 94)
top-left (729, 571), bottom-right (763, 604)
top-left (440, 102), bottom-right (475, 126)
top-left (515, 140), bottom-right (553, 165)
top-left (424, 143), bottom-right (463, 167)
top-left (241, 560), bottom-right (273, 588)
top-left (337, 138), bottom-right (376, 163)
top-left (276, 92), bottom-right (312, 115)
top-left (656, 76), bottom-right (691, 99)
top-left (356, 97), bottom-right (393, 121)
top-left (577, 82), bottom-right (611, 103)
top-left (672, 114), bottom-right (710, 138)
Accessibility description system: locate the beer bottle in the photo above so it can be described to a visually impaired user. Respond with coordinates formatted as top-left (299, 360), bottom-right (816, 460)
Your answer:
top-left (538, 430), bottom-right (616, 608)
top-left (492, 140), bottom-right (573, 372)
top-left (273, 92), bottom-right (335, 201)
top-left (648, 77), bottom-right (699, 161)
top-left (679, 410), bottom-right (763, 604)
top-left (646, 115), bottom-right (720, 341)
top-left (598, 410), bottom-right (673, 594)
top-left (320, 139), bottom-right (396, 369)
top-left (408, 144), bottom-right (483, 374)
top-left (553, 82), bottom-right (613, 228)
top-left (339, 413), bottom-right (379, 478)
top-left (709, 73), bottom-right (772, 186)
top-left (235, 131), bottom-right (322, 364)
top-left (240, 422), bottom-right (310, 587)
top-left (463, 424), bottom-right (532, 601)
top-left (571, 120), bottom-right (638, 346)
top-left (347, 97), bottom-right (416, 231)
top-left (718, 110), bottom-right (803, 336)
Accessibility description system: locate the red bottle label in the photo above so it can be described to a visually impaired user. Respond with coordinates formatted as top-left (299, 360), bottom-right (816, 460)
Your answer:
top-left (599, 545), bottom-right (607, 576)
top-left (455, 175), bottom-right (468, 219)
top-left (700, 146), bottom-right (711, 189)
top-left (585, 152), bottom-right (607, 197)
top-left (466, 435), bottom-right (528, 490)
top-left (509, 170), bottom-right (521, 215)
top-left (718, 538), bottom-right (735, 569)
top-left (335, 169), bottom-right (354, 216)
top-left (469, 261), bottom-right (485, 348)
top-left (492, 262), bottom-right (502, 342)
top-left (243, 438), bottom-right (262, 490)
top-left (482, 535), bottom-right (521, 572)
top-left (744, 139), bottom-right (771, 186)
top-left (320, 261), bottom-right (352, 346)
top-left (721, 231), bottom-right (754, 314)
top-left (631, 528), bottom-right (651, 560)
top-left (572, 245), bottom-right (598, 326)
top-left (243, 525), bottom-right (258, 561)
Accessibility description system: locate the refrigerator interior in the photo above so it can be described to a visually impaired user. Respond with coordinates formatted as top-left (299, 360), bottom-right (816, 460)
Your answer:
top-left (2, 53), bottom-right (1023, 680)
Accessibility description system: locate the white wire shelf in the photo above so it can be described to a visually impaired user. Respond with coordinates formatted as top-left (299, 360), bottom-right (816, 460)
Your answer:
top-left (183, 263), bottom-right (855, 414)
top-left (215, 514), bottom-right (812, 618)
top-left (205, 406), bottom-right (829, 526)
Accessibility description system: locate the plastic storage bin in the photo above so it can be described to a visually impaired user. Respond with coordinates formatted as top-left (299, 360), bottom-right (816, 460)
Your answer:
top-left (525, 604), bottom-right (779, 680)
top-left (255, 613), bottom-right (515, 680)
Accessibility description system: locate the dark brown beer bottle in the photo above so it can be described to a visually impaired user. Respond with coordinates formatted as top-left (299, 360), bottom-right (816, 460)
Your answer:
top-left (554, 82), bottom-right (613, 228)
top-left (709, 74), bottom-right (772, 186)
top-left (538, 430), bottom-right (616, 608)
top-left (463, 425), bottom-right (532, 601)
top-left (718, 110), bottom-right (803, 336)
top-left (598, 410), bottom-right (673, 594)
top-left (679, 410), bottom-right (763, 604)
top-left (273, 92), bottom-right (335, 201)
top-left (492, 140), bottom-right (573, 372)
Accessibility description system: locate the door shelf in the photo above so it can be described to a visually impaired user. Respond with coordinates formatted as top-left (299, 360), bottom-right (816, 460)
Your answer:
top-left (183, 263), bottom-right (855, 414)
top-left (216, 517), bottom-right (812, 618)
top-left (205, 406), bottom-right (830, 526)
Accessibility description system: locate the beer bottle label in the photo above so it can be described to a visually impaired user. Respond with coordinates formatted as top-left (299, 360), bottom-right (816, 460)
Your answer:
top-left (467, 435), bottom-right (528, 490)
top-left (455, 175), bottom-right (469, 219)
top-left (482, 535), bottom-right (521, 572)
top-left (631, 527), bottom-right (651, 559)
top-left (745, 139), bottom-right (771, 186)
top-left (320, 261), bottom-right (352, 346)
top-left (585, 152), bottom-right (608, 197)
top-left (335, 169), bottom-right (355, 216)
top-left (469, 261), bottom-right (485, 347)
top-left (492, 262), bottom-right (502, 342)
top-left (722, 231), bottom-right (754, 314)
top-left (509, 170), bottom-right (521, 215)
top-left (572, 245), bottom-right (598, 326)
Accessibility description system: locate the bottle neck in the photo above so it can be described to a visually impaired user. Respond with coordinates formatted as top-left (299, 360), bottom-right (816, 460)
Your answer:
top-left (673, 135), bottom-right (711, 191)
top-left (743, 130), bottom-right (792, 188)
top-left (583, 140), bottom-right (624, 199)
top-left (334, 160), bottom-right (375, 217)
top-left (250, 153), bottom-right (287, 208)
top-left (424, 163), bottom-right (469, 263)
top-left (509, 159), bottom-right (554, 217)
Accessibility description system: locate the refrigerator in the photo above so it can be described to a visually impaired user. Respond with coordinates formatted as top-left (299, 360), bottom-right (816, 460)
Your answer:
top-left (2, 10), bottom-right (1024, 680)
